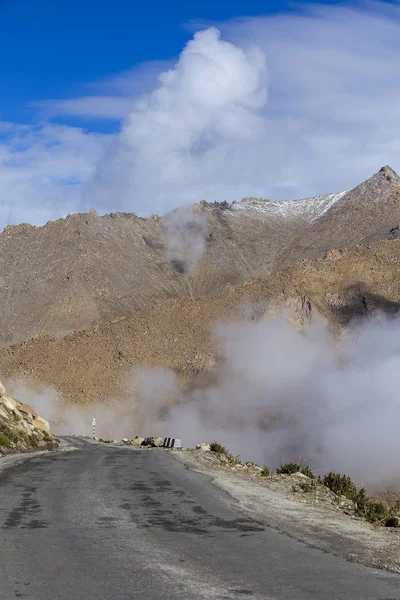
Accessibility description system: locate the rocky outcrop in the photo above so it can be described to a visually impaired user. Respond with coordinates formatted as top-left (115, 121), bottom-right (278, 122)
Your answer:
top-left (385, 516), bottom-right (400, 528)
top-left (131, 437), bottom-right (145, 446)
top-left (0, 380), bottom-right (59, 455)
top-left (196, 443), bottom-right (211, 451)
top-left (143, 437), bottom-right (164, 447)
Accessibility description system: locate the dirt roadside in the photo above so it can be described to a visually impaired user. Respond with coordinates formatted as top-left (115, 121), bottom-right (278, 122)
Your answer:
top-left (0, 439), bottom-right (77, 474)
top-left (174, 449), bottom-right (400, 574)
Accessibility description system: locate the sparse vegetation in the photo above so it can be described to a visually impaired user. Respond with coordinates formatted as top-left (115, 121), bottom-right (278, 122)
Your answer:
top-left (209, 442), bottom-right (242, 465)
top-left (197, 446), bottom-right (400, 527)
top-left (0, 433), bottom-right (10, 448)
top-left (17, 430), bottom-right (31, 445)
top-left (321, 472), bottom-right (400, 523)
top-left (28, 433), bottom-right (40, 448)
top-left (277, 462), bottom-right (301, 475)
top-left (210, 441), bottom-right (226, 454)
top-left (322, 472), bottom-right (358, 498)
top-left (277, 462), bottom-right (314, 478)
top-left (363, 500), bottom-right (389, 523)
top-left (276, 463), bottom-right (399, 521)
top-left (298, 479), bottom-right (318, 493)
top-left (300, 466), bottom-right (315, 479)
top-left (226, 452), bottom-right (241, 465)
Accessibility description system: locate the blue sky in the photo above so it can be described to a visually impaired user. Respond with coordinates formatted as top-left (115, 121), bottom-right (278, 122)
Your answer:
top-left (1, 0), bottom-right (400, 228)
top-left (1, 0), bottom-right (349, 126)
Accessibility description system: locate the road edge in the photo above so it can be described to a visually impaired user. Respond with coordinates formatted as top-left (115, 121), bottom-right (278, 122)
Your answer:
top-left (172, 449), bottom-right (400, 574)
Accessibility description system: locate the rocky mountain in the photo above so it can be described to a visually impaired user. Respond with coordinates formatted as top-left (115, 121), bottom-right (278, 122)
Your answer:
top-left (278, 165), bottom-right (400, 267)
top-left (1, 237), bottom-right (400, 404)
top-left (1, 166), bottom-right (399, 347)
top-left (0, 380), bottom-right (59, 455)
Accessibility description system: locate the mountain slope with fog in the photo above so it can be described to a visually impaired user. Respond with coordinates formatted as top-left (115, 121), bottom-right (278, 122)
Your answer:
top-left (1, 166), bottom-right (399, 347)
top-left (2, 236), bottom-right (400, 403)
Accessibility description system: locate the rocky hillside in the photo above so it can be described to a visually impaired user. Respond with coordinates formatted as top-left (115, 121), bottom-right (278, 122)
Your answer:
top-left (1, 166), bottom-right (399, 346)
top-left (1, 237), bottom-right (400, 404)
top-left (0, 380), bottom-right (59, 455)
top-left (278, 165), bottom-right (400, 267)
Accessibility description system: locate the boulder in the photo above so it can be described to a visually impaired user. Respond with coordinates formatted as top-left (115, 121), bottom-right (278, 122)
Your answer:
top-left (385, 516), bottom-right (400, 528)
top-left (152, 437), bottom-right (164, 447)
top-left (33, 414), bottom-right (51, 434)
top-left (0, 379), bottom-right (58, 454)
top-left (144, 436), bottom-right (164, 447)
top-left (292, 472), bottom-right (310, 479)
top-left (131, 437), bottom-right (145, 446)
top-left (18, 402), bottom-right (50, 433)
top-left (251, 465), bottom-right (263, 473)
top-left (196, 443), bottom-right (211, 452)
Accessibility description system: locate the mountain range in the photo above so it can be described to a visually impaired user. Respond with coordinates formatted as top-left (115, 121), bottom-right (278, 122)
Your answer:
top-left (0, 165), bottom-right (400, 402)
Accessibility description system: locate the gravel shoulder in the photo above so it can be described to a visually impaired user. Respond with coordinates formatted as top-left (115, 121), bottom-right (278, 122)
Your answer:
top-left (174, 449), bottom-right (400, 573)
top-left (0, 437), bottom-right (77, 473)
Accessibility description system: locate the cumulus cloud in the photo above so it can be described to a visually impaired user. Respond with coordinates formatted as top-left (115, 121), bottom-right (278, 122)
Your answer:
top-left (221, 2), bottom-right (400, 197)
top-left (85, 27), bottom-right (268, 215)
top-left (1, 2), bottom-right (400, 227)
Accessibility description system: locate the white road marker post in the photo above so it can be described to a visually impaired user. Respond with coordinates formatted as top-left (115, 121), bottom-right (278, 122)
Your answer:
top-left (92, 417), bottom-right (96, 440)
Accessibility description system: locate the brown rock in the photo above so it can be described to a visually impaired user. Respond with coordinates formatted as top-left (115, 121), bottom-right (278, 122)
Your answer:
top-left (196, 443), bottom-right (211, 451)
top-left (131, 437), bottom-right (145, 446)
top-left (385, 516), bottom-right (400, 528)
top-left (0, 382), bottom-right (57, 452)
top-left (144, 437), bottom-right (164, 447)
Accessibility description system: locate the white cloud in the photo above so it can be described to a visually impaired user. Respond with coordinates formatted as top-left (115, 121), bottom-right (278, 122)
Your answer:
top-left (132, 313), bottom-right (400, 487)
top-left (35, 97), bottom-right (134, 121)
top-left (95, 60), bottom-right (175, 96)
top-left (0, 123), bottom-right (106, 228)
top-left (32, 60), bottom-right (176, 123)
top-left (1, 2), bottom-right (400, 227)
top-left (85, 27), bottom-right (268, 215)
top-left (220, 2), bottom-right (400, 197)
top-left (80, 3), bottom-right (400, 214)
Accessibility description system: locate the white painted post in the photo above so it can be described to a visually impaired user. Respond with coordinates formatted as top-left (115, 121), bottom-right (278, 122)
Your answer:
top-left (92, 417), bottom-right (96, 439)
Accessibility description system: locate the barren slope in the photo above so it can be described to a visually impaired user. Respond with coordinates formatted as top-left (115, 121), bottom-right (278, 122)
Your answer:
top-left (279, 165), bottom-right (400, 266)
top-left (1, 166), bottom-right (399, 346)
top-left (1, 238), bottom-right (400, 403)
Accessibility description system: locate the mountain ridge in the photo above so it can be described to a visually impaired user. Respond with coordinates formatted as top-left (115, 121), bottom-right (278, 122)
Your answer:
top-left (0, 165), bottom-right (399, 347)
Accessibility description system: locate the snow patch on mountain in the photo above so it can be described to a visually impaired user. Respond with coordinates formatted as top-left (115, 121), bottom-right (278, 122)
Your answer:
top-left (231, 191), bottom-right (347, 223)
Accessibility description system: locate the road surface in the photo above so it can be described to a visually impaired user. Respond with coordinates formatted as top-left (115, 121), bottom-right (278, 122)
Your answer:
top-left (0, 438), bottom-right (399, 599)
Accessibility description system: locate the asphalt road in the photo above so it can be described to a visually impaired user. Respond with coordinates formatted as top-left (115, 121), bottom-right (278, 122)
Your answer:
top-left (1, 439), bottom-right (400, 600)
